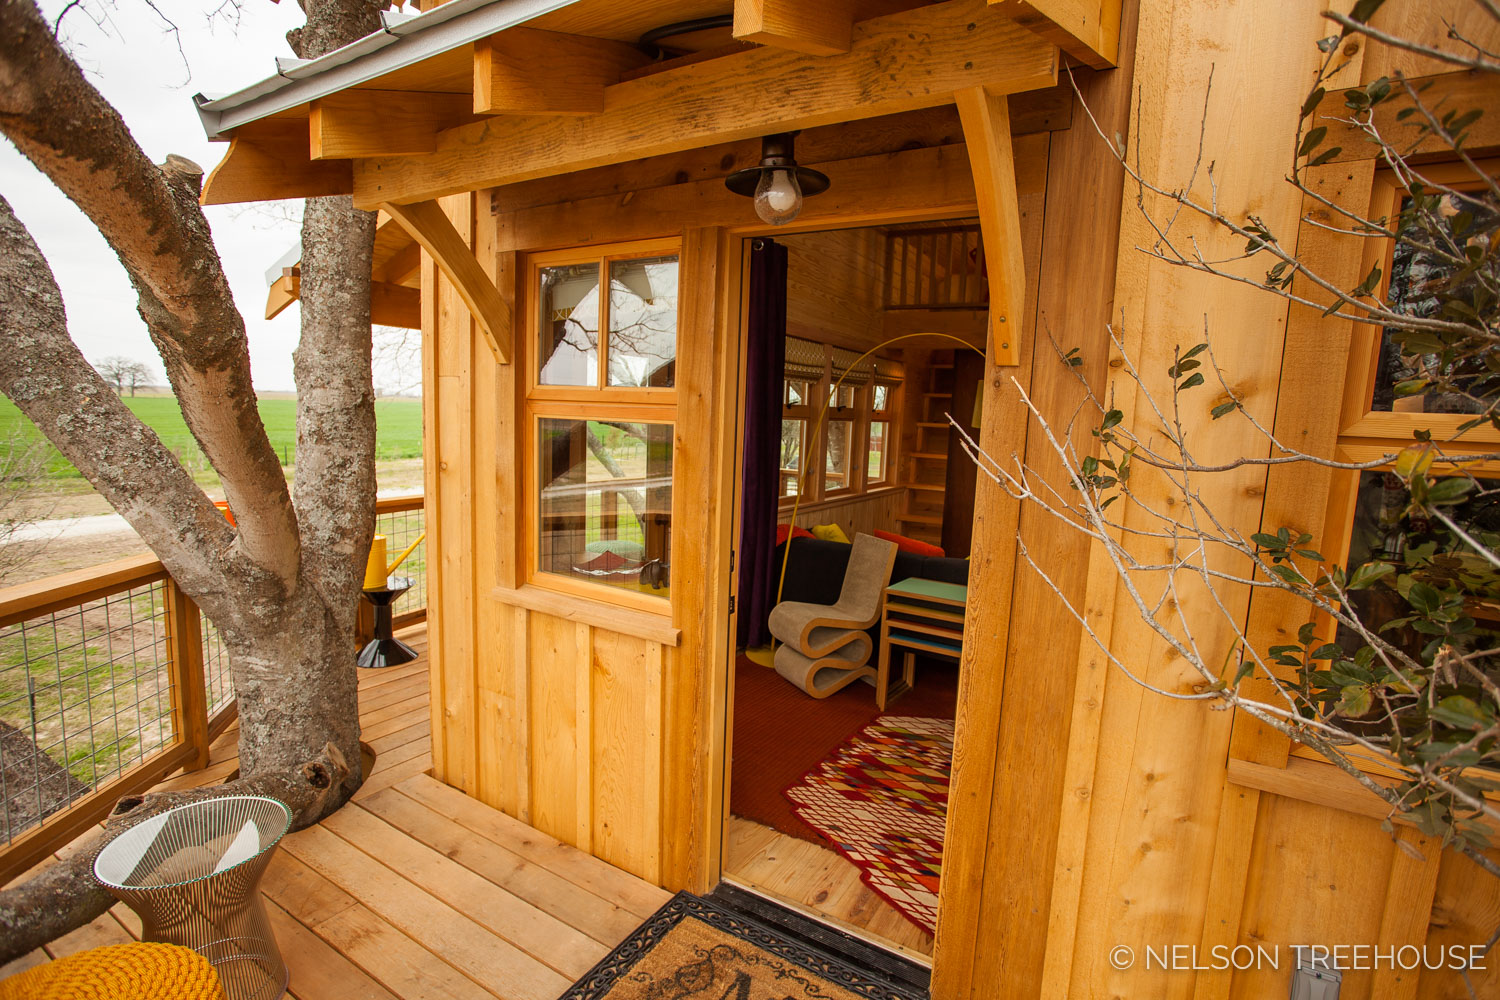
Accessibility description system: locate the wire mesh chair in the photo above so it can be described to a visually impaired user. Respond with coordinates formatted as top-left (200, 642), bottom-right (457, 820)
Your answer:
top-left (92, 795), bottom-right (293, 1000)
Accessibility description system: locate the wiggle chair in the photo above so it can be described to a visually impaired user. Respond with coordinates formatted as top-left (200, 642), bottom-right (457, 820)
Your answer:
top-left (768, 532), bottom-right (898, 698)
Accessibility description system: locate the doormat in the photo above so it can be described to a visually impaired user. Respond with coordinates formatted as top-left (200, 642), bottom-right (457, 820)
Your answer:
top-left (558, 891), bottom-right (927, 1000)
top-left (784, 717), bottom-right (952, 935)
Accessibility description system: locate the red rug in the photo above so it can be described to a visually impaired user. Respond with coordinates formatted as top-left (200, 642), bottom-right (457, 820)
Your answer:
top-left (729, 654), bottom-right (957, 845)
top-left (785, 717), bottom-right (953, 935)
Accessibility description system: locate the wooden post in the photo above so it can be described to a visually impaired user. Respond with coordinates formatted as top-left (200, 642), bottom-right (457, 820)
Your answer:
top-left (164, 578), bottom-right (210, 771)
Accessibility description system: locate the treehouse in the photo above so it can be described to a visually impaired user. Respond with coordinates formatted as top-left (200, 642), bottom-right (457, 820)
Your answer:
top-left (154, 0), bottom-right (1500, 995)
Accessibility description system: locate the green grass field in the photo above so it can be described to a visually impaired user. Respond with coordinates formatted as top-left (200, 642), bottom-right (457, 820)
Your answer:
top-left (0, 395), bottom-right (423, 482)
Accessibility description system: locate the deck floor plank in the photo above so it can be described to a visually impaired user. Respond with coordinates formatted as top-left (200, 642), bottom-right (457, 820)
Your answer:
top-left (15, 624), bottom-right (674, 1000)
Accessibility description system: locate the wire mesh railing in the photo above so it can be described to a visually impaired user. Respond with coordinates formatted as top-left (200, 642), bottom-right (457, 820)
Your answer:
top-left (0, 495), bottom-right (425, 883)
top-left (375, 495), bottom-right (426, 627)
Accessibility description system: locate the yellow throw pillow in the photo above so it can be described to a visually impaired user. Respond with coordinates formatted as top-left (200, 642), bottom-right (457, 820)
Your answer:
top-left (810, 523), bottom-right (851, 544)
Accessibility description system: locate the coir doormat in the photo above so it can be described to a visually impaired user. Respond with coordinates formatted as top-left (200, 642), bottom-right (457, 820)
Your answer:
top-left (557, 891), bottom-right (927, 1000)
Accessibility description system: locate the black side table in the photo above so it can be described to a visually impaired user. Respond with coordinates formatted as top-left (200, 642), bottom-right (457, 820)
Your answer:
top-left (358, 576), bottom-right (418, 669)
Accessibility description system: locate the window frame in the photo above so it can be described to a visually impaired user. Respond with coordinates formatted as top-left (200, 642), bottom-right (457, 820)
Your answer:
top-left (777, 362), bottom-right (902, 508)
top-left (522, 237), bottom-right (682, 614)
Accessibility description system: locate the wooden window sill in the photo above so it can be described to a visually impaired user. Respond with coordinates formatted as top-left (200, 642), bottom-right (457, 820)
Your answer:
top-left (777, 485), bottom-right (906, 516)
top-left (488, 584), bottom-right (682, 646)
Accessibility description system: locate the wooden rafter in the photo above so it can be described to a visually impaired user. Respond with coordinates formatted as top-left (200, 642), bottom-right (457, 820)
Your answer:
top-left (990, 0), bottom-right (1120, 69)
top-left (473, 27), bottom-right (652, 116)
top-left (954, 85), bottom-right (1027, 367)
top-left (264, 273), bottom-right (422, 329)
top-left (200, 126), bottom-right (352, 207)
top-left (732, 0), bottom-right (855, 56)
top-left (380, 200), bottom-right (511, 360)
top-left (352, 0), bottom-right (1057, 209)
top-left (310, 91), bottom-right (475, 160)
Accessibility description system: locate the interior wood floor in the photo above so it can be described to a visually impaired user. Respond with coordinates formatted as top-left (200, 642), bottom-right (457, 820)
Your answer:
top-left (723, 814), bottom-right (935, 960)
top-left (2, 625), bottom-right (672, 1000)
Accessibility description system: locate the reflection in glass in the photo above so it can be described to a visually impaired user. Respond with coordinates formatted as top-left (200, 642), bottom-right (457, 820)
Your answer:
top-left (537, 418), bottom-right (673, 598)
top-left (868, 421), bottom-right (888, 482)
top-left (1372, 193), bottom-right (1500, 413)
top-left (872, 384), bottom-right (890, 411)
top-left (538, 263), bottom-right (600, 386)
top-left (780, 419), bottom-right (803, 497)
top-left (828, 384), bottom-right (856, 409)
top-left (786, 380), bottom-right (807, 407)
top-left (607, 256), bottom-right (679, 388)
top-left (1338, 471), bottom-right (1500, 664)
top-left (825, 420), bottom-right (851, 492)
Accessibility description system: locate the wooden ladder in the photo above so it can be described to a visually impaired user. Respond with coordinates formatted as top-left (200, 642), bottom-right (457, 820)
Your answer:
top-left (896, 357), bottom-right (954, 543)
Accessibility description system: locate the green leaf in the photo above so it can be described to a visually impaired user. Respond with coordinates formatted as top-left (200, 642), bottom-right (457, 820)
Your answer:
top-left (1430, 695), bottom-right (1490, 731)
top-left (1178, 372), bottom-right (1205, 390)
top-left (1348, 561), bottom-right (1395, 590)
top-left (1100, 409), bottom-right (1124, 431)
top-left (1394, 445), bottom-right (1436, 479)
top-left (1298, 126), bottom-right (1329, 157)
top-left (1297, 622), bottom-right (1317, 645)
top-left (1180, 343), bottom-right (1208, 362)
top-left (1308, 146), bottom-right (1344, 167)
top-left (1348, 0), bottom-right (1389, 25)
top-left (1407, 581), bottom-right (1443, 615)
top-left (1270, 563), bottom-right (1307, 585)
top-left (1338, 685), bottom-right (1373, 717)
top-left (1252, 532), bottom-right (1284, 551)
top-left (1211, 401), bottom-right (1239, 419)
top-left (1425, 477), bottom-right (1472, 504)
top-left (1301, 87), bottom-right (1327, 119)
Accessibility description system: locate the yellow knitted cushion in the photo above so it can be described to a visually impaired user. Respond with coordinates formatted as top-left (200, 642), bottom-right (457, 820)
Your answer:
top-left (0, 941), bottom-right (225, 1000)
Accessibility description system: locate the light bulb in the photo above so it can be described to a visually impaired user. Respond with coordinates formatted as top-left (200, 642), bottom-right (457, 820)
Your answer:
top-left (753, 168), bottom-right (803, 225)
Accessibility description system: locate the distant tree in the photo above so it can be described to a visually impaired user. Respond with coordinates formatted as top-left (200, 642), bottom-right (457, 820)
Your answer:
top-left (95, 355), bottom-right (151, 396)
top-left (0, 429), bottom-right (52, 583)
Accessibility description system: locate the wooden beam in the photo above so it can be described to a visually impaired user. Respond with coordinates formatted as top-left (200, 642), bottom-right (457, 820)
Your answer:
top-left (733, 0), bottom-right (854, 56)
top-left (954, 86), bottom-right (1027, 366)
top-left (1319, 69), bottom-right (1500, 162)
top-left (266, 273), bottom-right (423, 328)
top-left (310, 90), bottom-right (474, 160)
top-left (882, 308), bottom-right (988, 345)
top-left (380, 199), bottom-right (510, 360)
top-left (375, 240), bottom-right (422, 285)
top-left (355, 0), bottom-right (1058, 209)
top-left (200, 132), bottom-right (352, 206)
top-left (473, 27), bottom-right (652, 116)
top-left (990, 0), bottom-right (1120, 69)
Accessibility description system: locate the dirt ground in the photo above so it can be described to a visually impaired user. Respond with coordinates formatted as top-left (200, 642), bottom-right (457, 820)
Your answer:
top-left (5, 458), bottom-right (427, 586)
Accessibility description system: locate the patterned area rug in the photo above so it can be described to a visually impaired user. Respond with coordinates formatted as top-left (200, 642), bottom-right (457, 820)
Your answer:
top-left (784, 716), bottom-right (953, 934)
top-left (558, 892), bottom-right (927, 1000)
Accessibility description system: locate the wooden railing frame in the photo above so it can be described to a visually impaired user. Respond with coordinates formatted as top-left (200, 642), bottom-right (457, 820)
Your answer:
top-left (0, 493), bottom-right (426, 882)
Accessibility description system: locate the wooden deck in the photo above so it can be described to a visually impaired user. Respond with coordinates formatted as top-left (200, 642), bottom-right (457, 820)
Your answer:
top-left (1, 625), bottom-right (671, 999)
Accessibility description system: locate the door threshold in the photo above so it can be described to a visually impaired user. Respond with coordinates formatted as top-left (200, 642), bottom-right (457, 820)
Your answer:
top-left (720, 872), bottom-right (935, 970)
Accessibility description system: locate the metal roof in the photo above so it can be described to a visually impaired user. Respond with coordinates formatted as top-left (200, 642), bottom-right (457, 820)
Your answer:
top-left (193, 0), bottom-right (577, 140)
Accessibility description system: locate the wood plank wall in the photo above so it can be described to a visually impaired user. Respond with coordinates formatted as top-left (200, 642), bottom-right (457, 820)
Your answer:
top-left (777, 489), bottom-right (909, 539)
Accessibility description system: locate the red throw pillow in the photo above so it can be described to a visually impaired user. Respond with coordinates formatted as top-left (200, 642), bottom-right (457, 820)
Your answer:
top-left (874, 528), bottom-right (945, 558)
top-left (776, 523), bottom-right (816, 546)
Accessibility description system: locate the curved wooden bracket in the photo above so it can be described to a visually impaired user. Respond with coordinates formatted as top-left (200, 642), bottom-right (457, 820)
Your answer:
top-left (380, 200), bottom-right (512, 362)
top-left (955, 86), bottom-right (1027, 368)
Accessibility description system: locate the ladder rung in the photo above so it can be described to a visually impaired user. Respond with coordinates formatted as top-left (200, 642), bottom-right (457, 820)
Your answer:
top-left (922, 392), bottom-right (953, 398)
top-left (898, 513), bottom-right (943, 525)
top-left (910, 451), bottom-right (947, 460)
top-left (917, 422), bottom-right (949, 429)
top-left (907, 482), bottom-right (945, 492)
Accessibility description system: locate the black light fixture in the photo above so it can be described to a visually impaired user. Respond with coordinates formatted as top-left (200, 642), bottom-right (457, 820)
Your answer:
top-left (725, 132), bottom-right (830, 226)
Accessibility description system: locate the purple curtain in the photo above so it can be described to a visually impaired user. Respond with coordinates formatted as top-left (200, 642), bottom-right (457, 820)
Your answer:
top-left (736, 239), bottom-right (788, 649)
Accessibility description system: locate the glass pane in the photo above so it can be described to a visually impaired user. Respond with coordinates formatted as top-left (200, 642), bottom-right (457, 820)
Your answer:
top-left (828, 384), bottom-right (856, 409)
top-left (786, 380), bottom-right (807, 407)
top-left (825, 420), bottom-right (851, 492)
top-left (538, 263), bottom-right (600, 387)
top-left (1338, 471), bottom-right (1500, 666)
top-left (1371, 193), bottom-right (1500, 413)
top-left (868, 421), bottom-right (888, 482)
top-left (780, 419), bottom-right (803, 497)
top-left (538, 418), bottom-right (673, 598)
top-left (607, 255), bottom-right (679, 388)
top-left (872, 384), bottom-right (890, 412)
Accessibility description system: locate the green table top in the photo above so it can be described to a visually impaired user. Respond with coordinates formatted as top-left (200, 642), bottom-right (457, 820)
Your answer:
top-left (888, 577), bottom-right (968, 603)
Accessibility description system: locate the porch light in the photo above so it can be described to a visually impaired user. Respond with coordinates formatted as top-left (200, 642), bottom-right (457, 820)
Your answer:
top-left (725, 132), bottom-right (830, 226)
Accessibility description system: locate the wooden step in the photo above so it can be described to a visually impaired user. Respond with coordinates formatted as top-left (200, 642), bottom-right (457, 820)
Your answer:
top-left (917, 421), bottom-right (950, 429)
top-left (897, 513), bottom-right (943, 525)
top-left (906, 482), bottom-right (945, 492)
top-left (909, 452), bottom-right (948, 461)
top-left (922, 392), bottom-right (953, 398)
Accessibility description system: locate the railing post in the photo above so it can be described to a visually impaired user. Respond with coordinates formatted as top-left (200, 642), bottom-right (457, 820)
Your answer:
top-left (165, 577), bottom-right (210, 771)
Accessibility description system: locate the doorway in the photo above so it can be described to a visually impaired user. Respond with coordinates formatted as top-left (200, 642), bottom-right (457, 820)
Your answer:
top-left (719, 220), bottom-right (988, 959)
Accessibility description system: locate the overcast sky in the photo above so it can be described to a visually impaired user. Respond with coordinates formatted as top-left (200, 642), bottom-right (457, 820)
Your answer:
top-left (2, 0), bottom-right (333, 392)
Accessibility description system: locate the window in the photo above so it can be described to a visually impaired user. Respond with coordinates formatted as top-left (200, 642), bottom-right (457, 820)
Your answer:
top-left (527, 240), bottom-right (679, 607)
top-left (778, 338), bottom-right (900, 506)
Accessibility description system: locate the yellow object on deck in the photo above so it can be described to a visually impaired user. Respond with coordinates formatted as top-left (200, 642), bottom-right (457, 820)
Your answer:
top-left (385, 531), bottom-right (426, 577)
top-left (363, 534), bottom-right (388, 589)
top-left (0, 942), bottom-right (225, 1000)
